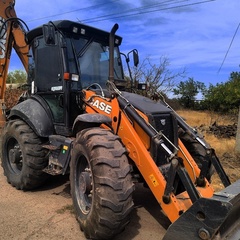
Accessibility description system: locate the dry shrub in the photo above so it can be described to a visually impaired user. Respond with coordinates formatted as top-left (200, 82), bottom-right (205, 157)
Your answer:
top-left (4, 88), bottom-right (24, 110)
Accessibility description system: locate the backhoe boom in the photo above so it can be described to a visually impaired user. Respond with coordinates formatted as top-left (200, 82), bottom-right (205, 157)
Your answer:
top-left (0, 0), bottom-right (28, 127)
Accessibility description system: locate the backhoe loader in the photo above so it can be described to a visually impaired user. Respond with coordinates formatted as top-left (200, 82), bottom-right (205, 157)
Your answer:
top-left (0, 1), bottom-right (240, 239)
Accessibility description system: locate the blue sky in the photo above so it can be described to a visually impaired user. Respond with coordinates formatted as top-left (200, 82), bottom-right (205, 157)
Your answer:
top-left (10, 0), bottom-right (240, 89)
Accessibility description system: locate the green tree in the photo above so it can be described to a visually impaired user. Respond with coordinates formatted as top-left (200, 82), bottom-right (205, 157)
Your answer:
top-left (203, 71), bottom-right (240, 112)
top-left (173, 77), bottom-right (206, 108)
top-left (7, 70), bottom-right (27, 84)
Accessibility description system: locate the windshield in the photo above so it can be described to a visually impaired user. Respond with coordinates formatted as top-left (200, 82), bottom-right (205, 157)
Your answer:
top-left (66, 37), bottom-right (124, 89)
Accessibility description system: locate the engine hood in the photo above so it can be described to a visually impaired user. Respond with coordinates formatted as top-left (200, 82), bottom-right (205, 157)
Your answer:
top-left (121, 91), bottom-right (172, 115)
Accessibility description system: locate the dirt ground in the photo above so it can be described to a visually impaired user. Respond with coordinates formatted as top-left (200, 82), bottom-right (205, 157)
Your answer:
top-left (1, 154), bottom-right (240, 240)
top-left (0, 166), bottom-right (168, 240)
top-left (0, 151), bottom-right (239, 240)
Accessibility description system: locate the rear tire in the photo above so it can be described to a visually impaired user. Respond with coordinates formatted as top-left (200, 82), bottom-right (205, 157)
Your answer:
top-left (70, 127), bottom-right (134, 240)
top-left (1, 119), bottom-right (49, 190)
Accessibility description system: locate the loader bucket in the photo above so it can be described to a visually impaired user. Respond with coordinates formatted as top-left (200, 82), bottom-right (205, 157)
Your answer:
top-left (163, 179), bottom-right (240, 240)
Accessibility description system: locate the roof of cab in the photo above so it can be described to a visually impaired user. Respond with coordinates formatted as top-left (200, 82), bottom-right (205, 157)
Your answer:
top-left (26, 20), bottom-right (122, 46)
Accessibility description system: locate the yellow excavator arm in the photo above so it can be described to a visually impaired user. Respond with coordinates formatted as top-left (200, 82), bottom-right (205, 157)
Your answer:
top-left (0, 0), bottom-right (28, 126)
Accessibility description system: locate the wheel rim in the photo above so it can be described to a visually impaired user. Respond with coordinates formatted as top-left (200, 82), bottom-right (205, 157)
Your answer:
top-left (6, 137), bottom-right (23, 174)
top-left (75, 155), bottom-right (93, 215)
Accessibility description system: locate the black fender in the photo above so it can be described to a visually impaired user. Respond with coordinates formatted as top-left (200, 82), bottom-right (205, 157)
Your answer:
top-left (72, 113), bottom-right (112, 135)
top-left (8, 98), bottom-right (54, 137)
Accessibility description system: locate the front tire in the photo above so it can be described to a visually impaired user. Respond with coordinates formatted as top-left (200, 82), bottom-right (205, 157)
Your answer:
top-left (1, 119), bottom-right (49, 190)
top-left (178, 128), bottom-right (214, 181)
top-left (70, 128), bottom-right (134, 239)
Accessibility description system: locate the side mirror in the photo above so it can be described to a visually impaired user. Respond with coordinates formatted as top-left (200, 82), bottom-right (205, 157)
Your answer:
top-left (133, 49), bottom-right (139, 67)
top-left (43, 22), bottom-right (55, 45)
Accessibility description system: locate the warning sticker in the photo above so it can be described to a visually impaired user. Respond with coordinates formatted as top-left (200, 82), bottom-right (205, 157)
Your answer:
top-left (149, 174), bottom-right (159, 187)
top-left (63, 145), bottom-right (68, 151)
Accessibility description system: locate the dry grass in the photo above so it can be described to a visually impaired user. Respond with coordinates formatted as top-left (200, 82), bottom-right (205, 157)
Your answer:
top-left (177, 110), bottom-right (235, 127)
top-left (177, 110), bottom-right (240, 191)
top-left (204, 134), bottom-right (235, 157)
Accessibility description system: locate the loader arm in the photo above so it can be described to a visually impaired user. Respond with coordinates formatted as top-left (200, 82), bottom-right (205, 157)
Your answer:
top-left (0, 0), bottom-right (29, 127)
top-left (83, 89), bottom-right (214, 220)
top-left (83, 87), bottom-right (240, 239)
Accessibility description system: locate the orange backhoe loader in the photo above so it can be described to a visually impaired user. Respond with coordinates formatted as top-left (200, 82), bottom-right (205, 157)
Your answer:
top-left (0, 1), bottom-right (240, 239)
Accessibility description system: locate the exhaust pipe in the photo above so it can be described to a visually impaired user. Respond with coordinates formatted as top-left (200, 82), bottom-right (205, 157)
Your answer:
top-left (109, 23), bottom-right (119, 82)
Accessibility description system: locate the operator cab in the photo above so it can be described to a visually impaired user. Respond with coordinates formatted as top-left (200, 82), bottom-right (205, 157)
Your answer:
top-left (26, 20), bottom-right (124, 135)
top-left (27, 20), bottom-right (124, 92)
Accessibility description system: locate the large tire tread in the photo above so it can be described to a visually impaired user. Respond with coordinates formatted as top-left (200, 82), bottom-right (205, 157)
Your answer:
top-left (1, 119), bottom-right (48, 190)
top-left (71, 127), bottom-right (134, 239)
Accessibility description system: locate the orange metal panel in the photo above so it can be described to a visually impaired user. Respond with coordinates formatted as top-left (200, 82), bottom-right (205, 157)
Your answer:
top-left (0, 0), bottom-right (28, 127)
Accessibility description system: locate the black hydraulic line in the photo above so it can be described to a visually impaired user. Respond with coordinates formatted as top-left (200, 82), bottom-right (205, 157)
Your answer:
top-left (163, 157), bottom-right (200, 204)
top-left (210, 151), bottom-right (231, 187)
top-left (196, 157), bottom-right (209, 187)
top-left (177, 165), bottom-right (200, 203)
top-left (163, 158), bottom-right (178, 204)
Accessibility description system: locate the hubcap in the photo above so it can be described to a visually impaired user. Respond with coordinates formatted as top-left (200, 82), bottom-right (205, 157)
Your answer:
top-left (76, 158), bottom-right (93, 215)
top-left (79, 171), bottom-right (92, 194)
top-left (7, 138), bottom-right (23, 173)
top-left (9, 146), bottom-right (21, 164)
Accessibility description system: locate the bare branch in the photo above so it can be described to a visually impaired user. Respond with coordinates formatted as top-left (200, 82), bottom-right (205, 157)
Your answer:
top-left (128, 56), bottom-right (185, 97)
